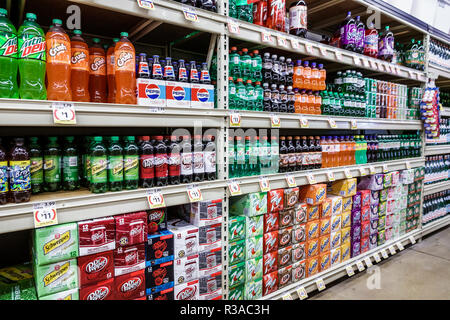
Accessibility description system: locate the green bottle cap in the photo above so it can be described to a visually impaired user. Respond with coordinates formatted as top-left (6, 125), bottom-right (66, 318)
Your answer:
top-left (111, 136), bottom-right (120, 141)
top-left (52, 19), bottom-right (63, 25)
top-left (120, 32), bottom-right (128, 37)
top-left (30, 137), bottom-right (39, 143)
top-left (49, 136), bottom-right (58, 142)
top-left (113, 38), bottom-right (119, 43)
top-left (26, 13), bottom-right (37, 20)
top-left (73, 29), bottom-right (82, 35)
top-left (94, 136), bottom-right (103, 142)
top-left (125, 136), bottom-right (135, 141)
top-left (0, 8), bottom-right (7, 16)
top-left (93, 38), bottom-right (100, 44)
top-left (65, 136), bottom-right (75, 142)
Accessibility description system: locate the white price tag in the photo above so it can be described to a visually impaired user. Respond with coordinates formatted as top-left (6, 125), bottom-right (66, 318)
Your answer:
top-left (271, 114), bottom-right (281, 128)
top-left (285, 173), bottom-right (297, 188)
top-left (228, 179), bottom-right (242, 196)
top-left (328, 118), bottom-right (337, 128)
top-left (383, 164), bottom-right (389, 173)
top-left (408, 70), bottom-right (414, 78)
top-left (397, 242), bottom-right (404, 251)
top-left (307, 173), bottom-right (316, 185)
top-left (363, 58), bottom-right (370, 68)
top-left (346, 265), bottom-right (355, 277)
top-left (261, 32), bottom-right (272, 43)
top-left (395, 66), bottom-right (400, 75)
top-left (229, 112), bottom-right (241, 127)
top-left (306, 44), bottom-right (314, 54)
top-left (316, 278), bottom-right (326, 291)
top-left (227, 19), bottom-right (240, 34)
top-left (409, 236), bottom-right (416, 244)
top-left (371, 60), bottom-right (378, 70)
top-left (33, 201), bottom-right (58, 228)
top-left (353, 56), bottom-right (361, 65)
top-left (147, 189), bottom-right (166, 209)
top-left (350, 119), bottom-right (357, 130)
top-left (344, 169), bottom-right (352, 179)
top-left (381, 249), bottom-right (389, 259)
top-left (299, 117), bottom-right (309, 128)
top-left (296, 287), bottom-right (308, 300)
top-left (282, 293), bottom-right (293, 300)
top-left (278, 36), bottom-right (288, 48)
top-left (319, 47), bottom-right (328, 57)
top-left (327, 171), bottom-right (336, 182)
top-left (137, 0), bottom-right (155, 10)
top-left (364, 257), bottom-right (373, 268)
top-left (182, 5), bottom-right (198, 22)
top-left (369, 166), bottom-right (376, 175)
top-left (52, 102), bottom-right (76, 124)
top-left (373, 252), bottom-right (381, 263)
top-left (356, 261), bottom-right (365, 272)
top-left (259, 176), bottom-right (270, 192)
top-left (187, 185), bottom-right (203, 202)
top-left (406, 162), bottom-right (411, 169)
top-left (359, 167), bottom-right (367, 176)
top-left (335, 50), bottom-right (342, 61)
top-left (389, 246), bottom-right (397, 255)
top-left (291, 39), bottom-right (299, 49)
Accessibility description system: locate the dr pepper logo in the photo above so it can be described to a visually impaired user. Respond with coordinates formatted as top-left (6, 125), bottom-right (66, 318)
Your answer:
top-left (176, 286), bottom-right (197, 300)
top-left (86, 286), bottom-right (110, 300)
top-left (85, 256), bottom-right (108, 274)
top-left (120, 277), bottom-right (142, 293)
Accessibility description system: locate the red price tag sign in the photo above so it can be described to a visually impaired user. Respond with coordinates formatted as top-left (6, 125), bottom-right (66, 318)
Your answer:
top-left (182, 5), bottom-right (198, 22)
top-left (147, 189), bottom-right (166, 209)
top-left (227, 19), bottom-right (240, 34)
top-left (228, 179), bottom-right (242, 196)
top-left (137, 0), bottom-right (155, 10)
top-left (33, 201), bottom-right (58, 228)
top-left (52, 103), bottom-right (76, 124)
top-left (261, 32), bottom-right (272, 43)
top-left (271, 114), bottom-right (281, 128)
top-left (229, 112), bottom-right (241, 127)
top-left (187, 185), bottom-right (203, 202)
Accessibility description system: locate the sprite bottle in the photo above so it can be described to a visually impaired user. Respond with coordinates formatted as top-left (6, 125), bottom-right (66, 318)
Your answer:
top-left (18, 13), bottom-right (46, 100)
top-left (123, 136), bottom-right (139, 190)
top-left (0, 8), bottom-right (18, 98)
top-left (90, 136), bottom-right (107, 193)
top-left (44, 137), bottom-right (61, 192)
top-left (108, 136), bottom-right (123, 192)
top-left (62, 136), bottom-right (79, 191)
top-left (29, 137), bottom-right (43, 194)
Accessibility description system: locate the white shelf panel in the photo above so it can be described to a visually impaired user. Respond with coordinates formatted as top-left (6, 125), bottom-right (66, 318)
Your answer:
top-left (0, 180), bottom-right (226, 234)
top-left (424, 144), bottom-right (450, 156)
top-left (421, 215), bottom-right (450, 237)
top-left (428, 63), bottom-right (450, 80)
top-left (423, 180), bottom-right (450, 196)
top-left (441, 108), bottom-right (450, 118)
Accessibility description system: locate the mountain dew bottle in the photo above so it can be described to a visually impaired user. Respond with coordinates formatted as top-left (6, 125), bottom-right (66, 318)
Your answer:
top-left (18, 13), bottom-right (46, 100)
top-left (0, 8), bottom-right (18, 98)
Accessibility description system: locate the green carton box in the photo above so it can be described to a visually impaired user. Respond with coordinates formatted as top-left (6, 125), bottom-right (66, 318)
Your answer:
top-left (229, 239), bottom-right (246, 266)
top-left (245, 256), bottom-right (263, 283)
top-left (38, 288), bottom-right (79, 300)
top-left (245, 215), bottom-right (264, 238)
top-left (244, 278), bottom-right (262, 300)
top-left (229, 215), bottom-right (246, 242)
top-left (0, 263), bottom-right (37, 300)
top-left (34, 259), bottom-right (78, 298)
top-left (33, 222), bottom-right (79, 266)
top-left (228, 284), bottom-right (244, 300)
top-left (228, 261), bottom-right (245, 289)
top-left (230, 192), bottom-right (267, 217)
top-left (245, 235), bottom-right (263, 260)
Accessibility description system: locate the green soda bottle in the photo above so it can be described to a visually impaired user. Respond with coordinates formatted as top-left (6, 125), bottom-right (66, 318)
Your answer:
top-left (240, 48), bottom-right (252, 82)
top-left (18, 12), bottom-right (46, 100)
top-left (90, 136), bottom-right (107, 193)
top-left (270, 136), bottom-right (279, 174)
top-left (108, 136), bottom-right (123, 192)
top-left (229, 46), bottom-right (241, 81)
top-left (123, 136), bottom-right (139, 190)
top-left (235, 136), bottom-right (245, 177)
top-left (44, 137), bottom-right (61, 192)
top-left (245, 80), bottom-right (255, 111)
top-left (0, 8), bottom-right (18, 98)
top-left (251, 50), bottom-right (262, 82)
top-left (228, 136), bottom-right (235, 178)
top-left (29, 137), bottom-right (43, 194)
top-left (236, 78), bottom-right (246, 110)
top-left (82, 136), bottom-right (92, 188)
top-left (229, 77), bottom-right (237, 110)
top-left (254, 81), bottom-right (264, 111)
top-left (62, 136), bottom-right (79, 191)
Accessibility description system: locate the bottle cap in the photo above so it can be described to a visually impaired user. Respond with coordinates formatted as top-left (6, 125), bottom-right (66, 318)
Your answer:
top-left (26, 13), bottom-right (37, 20)
top-left (73, 29), bottom-right (82, 35)
top-left (113, 38), bottom-right (119, 43)
top-left (94, 136), bottom-right (103, 142)
top-left (125, 136), bottom-right (135, 141)
top-left (111, 136), bottom-right (120, 141)
top-left (65, 136), bottom-right (75, 142)
top-left (0, 8), bottom-right (7, 15)
top-left (52, 18), bottom-right (63, 25)
top-left (120, 32), bottom-right (129, 37)
top-left (93, 38), bottom-right (100, 44)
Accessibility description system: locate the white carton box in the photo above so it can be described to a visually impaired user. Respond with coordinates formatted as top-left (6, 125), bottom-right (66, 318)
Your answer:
top-left (168, 219), bottom-right (199, 259)
top-left (174, 279), bottom-right (199, 300)
top-left (174, 254), bottom-right (199, 285)
top-left (198, 247), bottom-right (222, 278)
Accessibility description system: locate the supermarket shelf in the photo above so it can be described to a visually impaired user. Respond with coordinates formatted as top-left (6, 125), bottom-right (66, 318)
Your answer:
top-left (0, 180), bottom-right (226, 234)
top-left (423, 180), bottom-right (450, 196)
top-left (231, 157), bottom-right (425, 197)
top-left (421, 215), bottom-right (450, 237)
top-left (0, 99), bottom-right (227, 128)
top-left (424, 144), bottom-right (450, 156)
top-left (69, 0), bottom-right (226, 34)
top-left (233, 111), bottom-right (423, 130)
top-left (261, 228), bottom-right (423, 300)
top-left (428, 63), bottom-right (450, 80)
top-left (441, 108), bottom-right (450, 118)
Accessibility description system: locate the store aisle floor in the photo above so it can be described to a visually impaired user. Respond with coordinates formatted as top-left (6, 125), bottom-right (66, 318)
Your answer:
top-left (310, 226), bottom-right (450, 300)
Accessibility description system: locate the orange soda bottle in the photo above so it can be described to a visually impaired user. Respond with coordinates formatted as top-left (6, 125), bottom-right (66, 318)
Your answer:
top-left (320, 136), bottom-right (328, 168)
top-left (318, 63), bottom-right (326, 91)
top-left (107, 38), bottom-right (119, 103)
top-left (46, 19), bottom-right (72, 101)
top-left (311, 62), bottom-right (318, 91)
top-left (89, 38), bottom-right (107, 103)
top-left (70, 29), bottom-right (89, 102)
top-left (314, 91), bottom-right (322, 114)
top-left (328, 136), bottom-right (336, 167)
top-left (349, 135), bottom-right (356, 165)
top-left (115, 32), bottom-right (136, 105)
top-left (294, 88), bottom-right (301, 113)
top-left (307, 90), bottom-right (315, 114)
top-left (334, 136), bottom-right (342, 166)
top-left (293, 60), bottom-right (303, 89)
top-left (300, 90), bottom-right (308, 114)
top-left (302, 61), bottom-right (311, 90)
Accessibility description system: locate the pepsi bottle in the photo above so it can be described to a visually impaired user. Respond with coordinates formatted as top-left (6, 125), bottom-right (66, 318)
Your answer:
top-left (164, 57), bottom-right (176, 81)
top-left (189, 61), bottom-right (199, 83)
top-left (152, 55), bottom-right (163, 80)
top-left (178, 59), bottom-right (188, 82)
top-left (138, 53), bottom-right (150, 79)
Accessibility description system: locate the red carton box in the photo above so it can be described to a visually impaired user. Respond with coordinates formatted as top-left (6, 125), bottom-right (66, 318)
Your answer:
top-left (147, 209), bottom-right (167, 235)
top-left (292, 260), bottom-right (306, 282)
top-left (279, 209), bottom-right (294, 229)
top-left (263, 231), bottom-right (279, 255)
top-left (263, 271), bottom-right (278, 296)
top-left (292, 224), bottom-right (306, 244)
top-left (284, 187), bottom-right (299, 209)
top-left (78, 250), bottom-right (114, 287)
top-left (263, 251), bottom-right (278, 275)
top-left (268, 189), bottom-right (284, 213)
top-left (114, 269), bottom-right (146, 300)
top-left (294, 203), bottom-right (307, 225)
top-left (291, 242), bottom-right (305, 263)
top-left (78, 216), bottom-right (115, 256)
top-left (278, 226), bottom-right (293, 248)
top-left (277, 245), bottom-right (293, 268)
top-left (115, 211), bottom-right (148, 247)
top-left (79, 278), bottom-right (115, 300)
top-left (278, 265), bottom-right (293, 289)
top-left (114, 243), bottom-right (146, 277)
top-left (264, 212), bottom-right (279, 233)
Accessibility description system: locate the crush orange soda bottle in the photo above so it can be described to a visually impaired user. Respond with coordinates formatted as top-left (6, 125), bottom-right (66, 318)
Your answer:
top-left (70, 29), bottom-right (89, 102)
top-left (114, 32), bottom-right (136, 105)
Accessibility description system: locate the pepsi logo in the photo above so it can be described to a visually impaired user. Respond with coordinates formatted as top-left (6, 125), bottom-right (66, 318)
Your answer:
top-left (172, 86), bottom-right (186, 101)
top-left (145, 84), bottom-right (161, 99)
top-left (197, 88), bottom-right (210, 102)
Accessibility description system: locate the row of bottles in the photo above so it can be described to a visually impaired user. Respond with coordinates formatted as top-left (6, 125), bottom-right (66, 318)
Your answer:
top-left (429, 38), bottom-right (450, 71)
top-left (424, 155), bottom-right (450, 185)
top-left (422, 190), bottom-right (450, 225)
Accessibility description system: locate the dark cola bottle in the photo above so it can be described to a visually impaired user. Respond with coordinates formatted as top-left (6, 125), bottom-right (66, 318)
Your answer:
top-left (193, 134), bottom-right (205, 182)
top-left (168, 135), bottom-right (181, 185)
top-left (204, 134), bottom-right (216, 181)
top-left (279, 85), bottom-right (288, 113)
top-left (154, 136), bottom-right (168, 187)
top-left (151, 55), bottom-right (163, 80)
top-left (262, 52), bottom-right (273, 84)
top-left (180, 135), bottom-right (193, 184)
top-left (139, 136), bottom-right (154, 189)
top-left (263, 83), bottom-right (272, 112)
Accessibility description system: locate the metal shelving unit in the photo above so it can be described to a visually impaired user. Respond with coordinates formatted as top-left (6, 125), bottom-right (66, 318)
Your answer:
top-left (424, 144), bottom-right (450, 156)
top-left (423, 180), bottom-right (450, 196)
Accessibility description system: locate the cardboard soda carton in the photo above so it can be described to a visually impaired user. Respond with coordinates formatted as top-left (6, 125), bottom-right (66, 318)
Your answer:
top-left (145, 260), bottom-right (174, 294)
top-left (229, 239), bottom-right (245, 265)
top-left (284, 187), bottom-right (299, 208)
top-left (246, 256), bottom-right (263, 283)
top-left (146, 286), bottom-right (174, 300)
top-left (370, 190), bottom-right (380, 205)
top-left (262, 271), bottom-right (278, 296)
top-left (306, 220), bottom-right (320, 240)
top-left (190, 199), bottom-right (223, 227)
top-left (379, 188), bottom-right (388, 202)
top-left (246, 215), bottom-right (264, 238)
top-left (78, 250), bottom-right (114, 288)
top-left (279, 209), bottom-right (294, 229)
top-left (292, 224), bottom-right (306, 244)
top-left (33, 222), bottom-right (79, 266)
top-left (174, 254), bottom-right (199, 285)
top-left (306, 238), bottom-right (319, 258)
top-left (263, 231), bottom-right (279, 254)
top-left (370, 203), bottom-right (379, 219)
top-left (292, 242), bottom-right (306, 263)
top-left (294, 203), bottom-right (307, 224)
top-left (292, 260), bottom-right (306, 282)
top-left (369, 233), bottom-right (378, 250)
top-left (137, 78), bottom-right (167, 107)
top-left (341, 227), bottom-right (351, 245)
top-left (319, 235), bottom-right (330, 254)
top-left (277, 265), bottom-right (293, 289)
top-left (79, 278), bottom-right (114, 300)
top-left (34, 259), bottom-right (78, 298)
top-left (358, 174), bottom-right (383, 191)
top-left (351, 208), bottom-right (361, 226)
top-left (320, 198), bottom-right (332, 219)
top-left (277, 245), bottom-right (293, 268)
top-left (306, 204), bottom-right (320, 221)
top-left (244, 279), bottom-right (262, 300)
top-left (198, 247), bottom-right (222, 278)
top-left (319, 252), bottom-right (331, 272)
top-left (341, 211), bottom-right (351, 229)
top-left (330, 247), bottom-right (341, 267)
top-left (229, 215), bottom-right (246, 242)
top-left (78, 217), bottom-right (115, 257)
top-left (369, 218), bottom-right (379, 235)
top-left (278, 226), bottom-right (293, 248)
top-left (330, 231), bottom-right (341, 249)
top-left (191, 83), bottom-right (214, 109)
top-left (230, 192), bottom-right (267, 217)
top-left (228, 284), bottom-right (244, 300)
top-left (167, 219), bottom-right (198, 259)
top-left (299, 184), bottom-right (327, 205)
top-left (351, 224), bottom-right (361, 242)
top-left (115, 211), bottom-right (147, 247)
top-left (330, 178), bottom-right (357, 197)
top-left (246, 235), bottom-right (263, 260)
top-left (351, 239), bottom-right (361, 258)
top-left (360, 237), bottom-right (370, 254)
top-left (341, 243), bottom-right (350, 261)
top-left (0, 263), bottom-right (36, 300)
top-left (330, 214), bottom-right (342, 233)
top-left (306, 257), bottom-right (319, 278)
top-left (39, 288), bottom-right (78, 300)
top-left (148, 209), bottom-right (168, 235)
top-left (263, 251), bottom-right (278, 275)
top-left (361, 206), bottom-right (370, 222)
top-left (328, 195), bottom-right (343, 216)
top-left (166, 81), bottom-right (191, 108)
top-left (114, 269), bottom-right (145, 300)
top-left (174, 279), bottom-right (199, 300)
top-left (361, 221), bottom-right (370, 238)
top-left (146, 230), bottom-right (174, 264)
top-left (199, 272), bottom-right (222, 300)
top-left (198, 223), bottom-right (221, 252)
top-left (342, 196), bottom-right (353, 213)
top-left (114, 243), bottom-right (146, 277)
top-left (268, 189), bottom-right (284, 213)
top-left (264, 212), bottom-right (279, 233)
top-left (228, 262), bottom-right (245, 288)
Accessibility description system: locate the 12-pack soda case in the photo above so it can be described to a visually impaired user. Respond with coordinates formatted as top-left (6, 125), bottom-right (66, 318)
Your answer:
top-left (24, 198), bottom-right (224, 300)
top-left (227, 166), bottom-right (424, 300)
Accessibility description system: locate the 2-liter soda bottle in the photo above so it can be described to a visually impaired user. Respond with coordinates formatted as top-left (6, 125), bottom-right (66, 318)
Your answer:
top-left (9, 138), bottom-right (31, 203)
top-left (44, 137), bottom-right (61, 192)
top-left (193, 134), bottom-right (205, 182)
top-left (90, 136), bottom-right (108, 193)
top-left (29, 137), bottom-right (43, 194)
top-left (62, 136), bottom-right (79, 191)
top-left (18, 13), bottom-right (46, 100)
top-left (0, 138), bottom-right (8, 204)
top-left (108, 136), bottom-right (124, 191)
top-left (139, 136), bottom-right (154, 188)
top-left (123, 136), bottom-right (139, 190)
top-left (115, 32), bottom-right (136, 104)
top-left (70, 30), bottom-right (90, 102)
top-left (154, 136), bottom-right (168, 187)
top-left (89, 38), bottom-right (107, 103)
top-left (0, 8), bottom-right (18, 99)
top-left (106, 38), bottom-right (119, 103)
top-left (168, 135), bottom-right (181, 185)
top-left (180, 135), bottom-right (193, 184)
top-left (46, 19), bottom-right (72, 101)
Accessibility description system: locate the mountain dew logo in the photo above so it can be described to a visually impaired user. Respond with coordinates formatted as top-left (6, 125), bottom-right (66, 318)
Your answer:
top-left (19, 35), bottom-right (46, 60)
top-left (0, 34), bottom-right (17, 57)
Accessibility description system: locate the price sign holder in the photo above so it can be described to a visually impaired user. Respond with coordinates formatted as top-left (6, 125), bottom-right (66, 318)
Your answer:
top-left (353, 56), bottom-right (361, 65)
top-left (278, 36), bottom-right (288, 48)
top-left (227, 19), bottom-right (240, 34)
top-left (381, 249), bottom-right (389, 259)
top-left (306, 44), bottom-right (314, 54)
top-left (228, 179), bottom-right (242, 196)
top-left (147, 189), bottom-right (166, 209)
top-left (316, 278), bottom-right (326, 291)
top-left (356, 261), bottom-right (365, 272)
top-left (282, 294), bottom-right (293, 300)
top-left (52, 102), bottom-right (76, 125)
top-left (261, 32), bottom-right (272, 43)
top-left (373, 252), bottom-right (381, 263)
top-left (359, 167), bottom-right (367, 176)
top-left (328, 118), bottom-right (337, 128)
top-left (187, 185), bottom-right (203, 203)
top-left (335, 50), bottom-right (342, 61)
top-left (406, 162), bottom-right (411, 169)
top-left (327, 171), bottom-right (335, 182)
top-left (388, 246), bottom-right (397, 255)
top-left (369, 166), bottom-right (376, 175)
top-left (319, 46), bottom-right (328, 57)
top-left (350, 119), bottom-right (357, 130)
top-left (285, 173), bottom-right (297, 188)
top-left (291, 39), bottom-right (299, 49)
top-left (362, 58), bottom-right (370, 68)
top-left (182, 5), bottom-right (198, 22)
top-left (371, 60), bottom-right (378, 70)
top-left (383, 164), bottom-right (389, 173)
top-left (409, 236), bottom-right (416, 244)
top-left (229, 112), bottom-right (241, 127)
top-left (364, 257), bottom-right (373, 268)
top-left (271, 114), bottom-right (281, 128)
top-left (33, 201), bottom-right (58, 228)
top-left (344, 169), bottom-right (352, 179)
top-left (300, 117), bottom-right (309, 128)
top-left (307, 173), bottom-right (316, 185)
top-left (346, 265), bottom-right (355, 277)
top-left (296, 287), bottom-right (308, 300)
top-left (259, 176), bottom-right (270, 192)
top-left (397, 242), bottom-right (405, 251)
top-left (137, 0), bottom-right (155, 10)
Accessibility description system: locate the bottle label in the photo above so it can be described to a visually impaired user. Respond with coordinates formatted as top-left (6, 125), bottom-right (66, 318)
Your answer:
top-left (138, 61), bottom-right (150, 75)
top-left (364, 34), bottom-right (378, 51)
top-left (19, 34), bottom-right (46, 60)
top-left (190, 69), bottom-right (199, 82)
top-left (63, 156), bottom-right (78, 182)
top-left (341, 24), bottom-right (356, 45)
top-left (355, 28), bottom-right (365, 49)
top-left (154, 154), bottom-right (168, 178)
top-left (140, 154), bottom-right (154, 180)
top-left (44, 156), bottom-right (61, 183)
top-left (115, 49), bottom-right (135, 72)
top-left (0, 161), bottom-right (8, 193)
top-left (379, 36), bottom-right (394, 56)
top-left (181, 152), bottom-right (193, 175)
top-left (124, 155), bottom-right (139, 181)
top-left (302, 152), bottom-right (310, 166)
top-left (200, 70), bottom-right (210, 82)
top-left (236, 147), bottom-right (245, 164)
top-left (178, 67), bottom-right (188, 81)
top-left (289, 5), bottom-right (307, 30)
top-left (30, 158), bottom-right (43, 184)
top-left (91, 156), bottom-right (107, 183)
top-left (71, 48), bottom-right (89, 71)
top-left (46, 39), bottom-right (71, 65)
top-left (152, 64), bottom-right (163, 77)
top-left (164, 65), bottom-right (175, 79)
top-left (280, 154), bottom-right (289, 168)
top-left (90, 53), bottom-right (106, 75)
top-left (230, 86), bottom-right (236, 96)
top-left (296, 153), bottom-right (303, 167)
top-left (193, 151), bottom-right (204, 174)
top-left (0, 33), bottom-right (17, 57)
top-left (109, 155), bottom-right (124, 182)
top-left (168, 153), bottom-right (181, 177)
top-left (9, 160), bottom-right (31, 192)
top-left (107, 53), bottom-right (115, 75)
top-left (204, 151), bottom-right (216, 174)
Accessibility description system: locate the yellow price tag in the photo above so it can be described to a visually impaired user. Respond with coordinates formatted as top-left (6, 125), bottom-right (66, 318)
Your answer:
top-left (328, 118), bottom-right (337, 128)
top-left (300, 117), bottom-right (309, 128)
top-left (344, 169), bottom-right (353, 179)
top-left (364, 257), bottom-right (373, 268)
top-left (147, 189), bottom-right (166, 209)
top-left (346, 265), bottom-right (355, 277)
top-left (187, 186), bottom-right (203, 202)
top-left (259, 176), bottom-right (270, 192)
top-left (33, 201), bottom-right (58, 228)
top-left (53, 103), bottom-right (76, 125)
top-left (229, 112), bottom-right (241, 127)
top-left (182, 5), bottom-right (198, 22)
top-left (307, 173), bottom-right (316, 185)
top-left (316, 278), bottom-right (326, 291)
top-left (356, 261), bottom-right (365, 272)
top-left (271, 114), bottom-right (281, 128)
top-left (327, 171), bottom-right (336, 181)
top-left (136, 0), bottom-right (155, 10)
top-left (351, 119), bottom-right (357, 130)
top-left (297, 287), bottom-right (308, 300)
top-left (285, 174), bottom-right (297, 188)
top-left (228, 179), bottom-right (242, 196)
